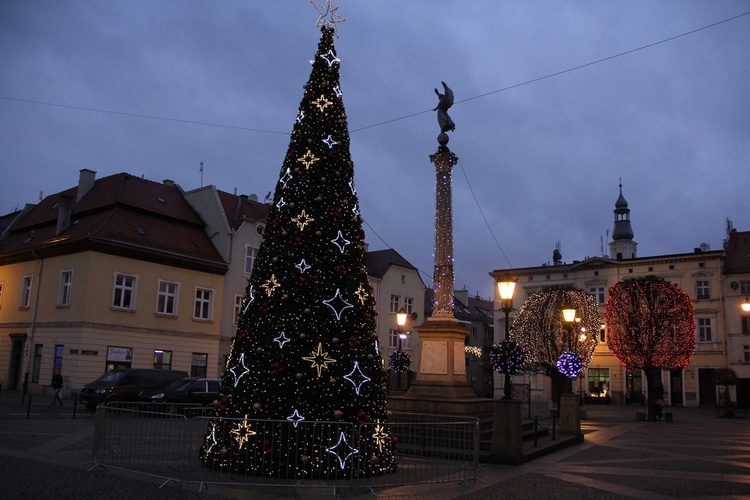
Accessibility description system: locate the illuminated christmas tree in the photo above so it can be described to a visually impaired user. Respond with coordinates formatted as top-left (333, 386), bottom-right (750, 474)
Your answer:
top-left (605, 275), bottom-right (695, 421)
top-left (200, 13), bottom-right (394, 478)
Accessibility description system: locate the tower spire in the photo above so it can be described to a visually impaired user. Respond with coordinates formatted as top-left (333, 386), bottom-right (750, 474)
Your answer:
top-left (609, 181), bottom-right (637, 260)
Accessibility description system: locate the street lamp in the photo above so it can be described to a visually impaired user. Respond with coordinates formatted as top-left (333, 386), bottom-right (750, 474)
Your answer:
top-left (498, 273), bottom-right (517, 400)
top-left (562, 303), bottom-right (577, 394)
top-left (741, 297), bottom-right (750, 312)
top-left (396, 307), bottom-right (408, 388)
top-left (578, 331), bottom-right (587, 406)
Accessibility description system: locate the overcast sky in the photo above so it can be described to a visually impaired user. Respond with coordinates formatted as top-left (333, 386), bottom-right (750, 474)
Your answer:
top-left (2, 1), bottom-right (749, 298)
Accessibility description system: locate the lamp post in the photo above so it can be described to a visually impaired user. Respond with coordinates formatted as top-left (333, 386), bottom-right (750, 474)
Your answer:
top-left (562, 303), bottom-right (577, 394)
top-left (498, 274), bottom-right (517, 400)
top-left (742, 297), bottom-right (750, 312)
top-left (578, 331), bottom-right (586, 406)
top-left (396, 307), bottom-right (408, 388)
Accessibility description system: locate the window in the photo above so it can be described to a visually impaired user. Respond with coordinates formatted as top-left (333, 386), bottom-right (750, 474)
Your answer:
top-left (20, 275), bottom-right (32, 308)
top-left (388, 329), bottom-right (410, 349)
top-left (156, 280), bottom-right (178, 315)
top-left (388, 329), bottom-right (399, 349)
top-left (588, 368), bottom-right (610, 399)
top-left (58, 270), bottom-right (73, 306)
top-left (106, 346), bottom-right (133, 371)
top-left (54, 344), bottom-right (64, 376)
top-left (194, 287), bottom-right (214, 320)
top-left (153, 350), bottom-right (172, 370)
top-left (191, 353), bottom-right (208, 377)
top-left (0, 281), bottom-right (4, 307)
top-left (32, 344), bottom-right (43, 383)
top-left (234, 294), bottom-right (243, 325)
top-left (471, 327), bottom-right (477, 340)
top-left (599, 325), bottom-right (607, 343)
top-left (742, 317), bottom-right (750, 335)
top-left (696, 280), bottom-right (710, 300)
top-left (389, 295), bottom-right (400, 313)
top-left (588, 286), bottom-right (606, 305)
top-left (403, 297), bottom-right (414, 314)
top-left (745, 345), bottom-right (750, 363)
top-left (740, 281), bottom-right (750, 295)
top-left (112, 273), bottom-right (136, 310)
top-left (245, 245), bottom-right (258, 276)
top-left (697, 318), bottom-right (712, 342)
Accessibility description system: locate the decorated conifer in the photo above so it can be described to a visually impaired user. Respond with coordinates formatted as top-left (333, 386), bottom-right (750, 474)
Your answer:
top-left (200, 11), bottom-right (394, 479)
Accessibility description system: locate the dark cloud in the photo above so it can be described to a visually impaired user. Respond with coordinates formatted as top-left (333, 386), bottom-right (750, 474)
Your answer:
top-left (2, 1), bottom-right (749, 297)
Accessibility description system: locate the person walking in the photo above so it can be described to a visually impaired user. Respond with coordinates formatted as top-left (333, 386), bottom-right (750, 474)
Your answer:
top-left (49, 372), bottom-right (63, 407)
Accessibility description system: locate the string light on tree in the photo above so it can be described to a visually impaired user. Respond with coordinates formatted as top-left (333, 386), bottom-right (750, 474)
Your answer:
top-left (199, 4), bottom-right (394, 478)
top-left (556, 351), bottom-right (583, 379)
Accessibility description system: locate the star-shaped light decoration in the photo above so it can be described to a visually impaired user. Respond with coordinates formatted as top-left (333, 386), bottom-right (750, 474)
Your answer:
top-left (344, 361), bottom-right (371, 395)
top-left (322, 135), bottom-right (338, 148)
top-left (326, 431), bottom-right (359, 469)
top-left (302, 342), bottom-right (337, 378)
top-left (230, 415), bottom-right (257, 449)
top-left (297, 150), bottom-right (319, 170)
top-left (313, 94), bottom-right (332, 112)
top-left (331, 230), bottom-right (351, 253)
top-left (292, 209), bottom-right (315, 231)
top-left (355, 284), bottom-right (369, 304)
top-left (230, 352), bottom-right (250, 387)
top-left (274, 331), bottom-right (291, 349)
top-left (242, 286), bottom-right (256, 314)
top-left (280, 169), bottom-right (293, 188)
top-left (296, 259), bottom-right (312, 274)
top-left (348, 179), bottom-right (356, 195)
top-left (311, 0), bottom-right (345, 37)
top-left (277, 197), bottom-right (287, 210)
top-left (296, 110), bottom-right (305, 124)
top-left (333, 85), bottom-right (342, 98)
top-left (205, 422), bottom-right (220, 453)
top-left (287, 409), bottom-right (305, 428)
top-left (323, 288), bottom-right (353, 320)
top-left (372, 422), bottom-right (388, 452)
top-left (262, 274), bottom-right (280, 296)
top-left (319, 49), bottom-right (341, 67)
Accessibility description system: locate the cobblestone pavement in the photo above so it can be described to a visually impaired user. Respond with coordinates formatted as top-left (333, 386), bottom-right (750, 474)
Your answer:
top-left (0, 392), bottom-right (748, 499)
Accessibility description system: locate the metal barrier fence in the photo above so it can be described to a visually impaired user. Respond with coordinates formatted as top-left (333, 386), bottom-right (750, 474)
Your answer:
top-left (90, 403), bottom-right (479, 493)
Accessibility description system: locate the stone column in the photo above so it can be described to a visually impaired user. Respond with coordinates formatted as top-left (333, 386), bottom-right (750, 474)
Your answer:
top-left (491, 399), bottom-right (523, 460)
top-left (558, 393), bottom-right (581, 435)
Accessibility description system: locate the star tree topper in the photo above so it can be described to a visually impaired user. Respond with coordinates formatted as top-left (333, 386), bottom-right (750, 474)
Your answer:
top-left (311, 0), bottom-right (345, 36)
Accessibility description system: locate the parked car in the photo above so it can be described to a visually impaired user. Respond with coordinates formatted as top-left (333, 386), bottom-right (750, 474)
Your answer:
top-left (140, 378), bottom-right (221, 407)
top-left (78, 369), bottom-right (188, 410)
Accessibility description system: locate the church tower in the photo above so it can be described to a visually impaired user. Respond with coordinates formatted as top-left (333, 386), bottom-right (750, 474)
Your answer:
top-left (609, 182), bottom-right (637, 260)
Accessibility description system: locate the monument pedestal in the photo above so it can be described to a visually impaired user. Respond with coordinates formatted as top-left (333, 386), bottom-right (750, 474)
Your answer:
top-left (402, 317), bottom-right (475, 399)
top-left (559, 393), bottom-right (581, 435)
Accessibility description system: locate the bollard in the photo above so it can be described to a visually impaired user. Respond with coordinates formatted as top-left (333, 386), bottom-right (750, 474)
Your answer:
top-left (533, 416), bottom-right (538, 447)
top-left (26, 394), bottom-right (32, 419)
top-left (73, 393), bottom-right (78, 419)
top-left (552, 414), bottom-right (556, 441)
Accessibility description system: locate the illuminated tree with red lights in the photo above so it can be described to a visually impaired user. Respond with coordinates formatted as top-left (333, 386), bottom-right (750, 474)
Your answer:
top-left (512, 288), bottom-right (600, 406)
top-left (605, 276), bottom-right (695, 421)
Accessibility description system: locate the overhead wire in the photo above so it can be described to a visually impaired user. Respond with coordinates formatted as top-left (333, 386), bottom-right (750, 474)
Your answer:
top-left (2, 10), bottom-right (747, 282)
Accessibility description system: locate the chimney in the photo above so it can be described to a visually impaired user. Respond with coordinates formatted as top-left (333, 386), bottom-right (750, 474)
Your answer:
top-left (163, 179), bottom-right (175, 186)
top-left (56, 195), bottom-right (74, 235)
top-left (77, 169), bottom-right (96, 201)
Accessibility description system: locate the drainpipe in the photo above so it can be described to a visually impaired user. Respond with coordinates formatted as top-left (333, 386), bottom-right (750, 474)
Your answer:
top-left (26, 250), bottom-right (44, 393)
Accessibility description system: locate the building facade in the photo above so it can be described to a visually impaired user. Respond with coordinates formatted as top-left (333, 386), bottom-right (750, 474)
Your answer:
top-left (722, 228), bottom-right (750, 408)
top-left (0, 170), bottom-right (227, 396)
top-left (491, 187), bottom-right (730, 408)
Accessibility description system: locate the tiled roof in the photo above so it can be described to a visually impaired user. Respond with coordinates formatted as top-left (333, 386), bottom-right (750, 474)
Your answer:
top-left (0, 173), bottom-right (226, 273)
top-left (724, 229), bottom-right (750, 274)
top-left (365, 249), bottom-right (416, 279)
top-left (217, 191), bottom-right (271, 231)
